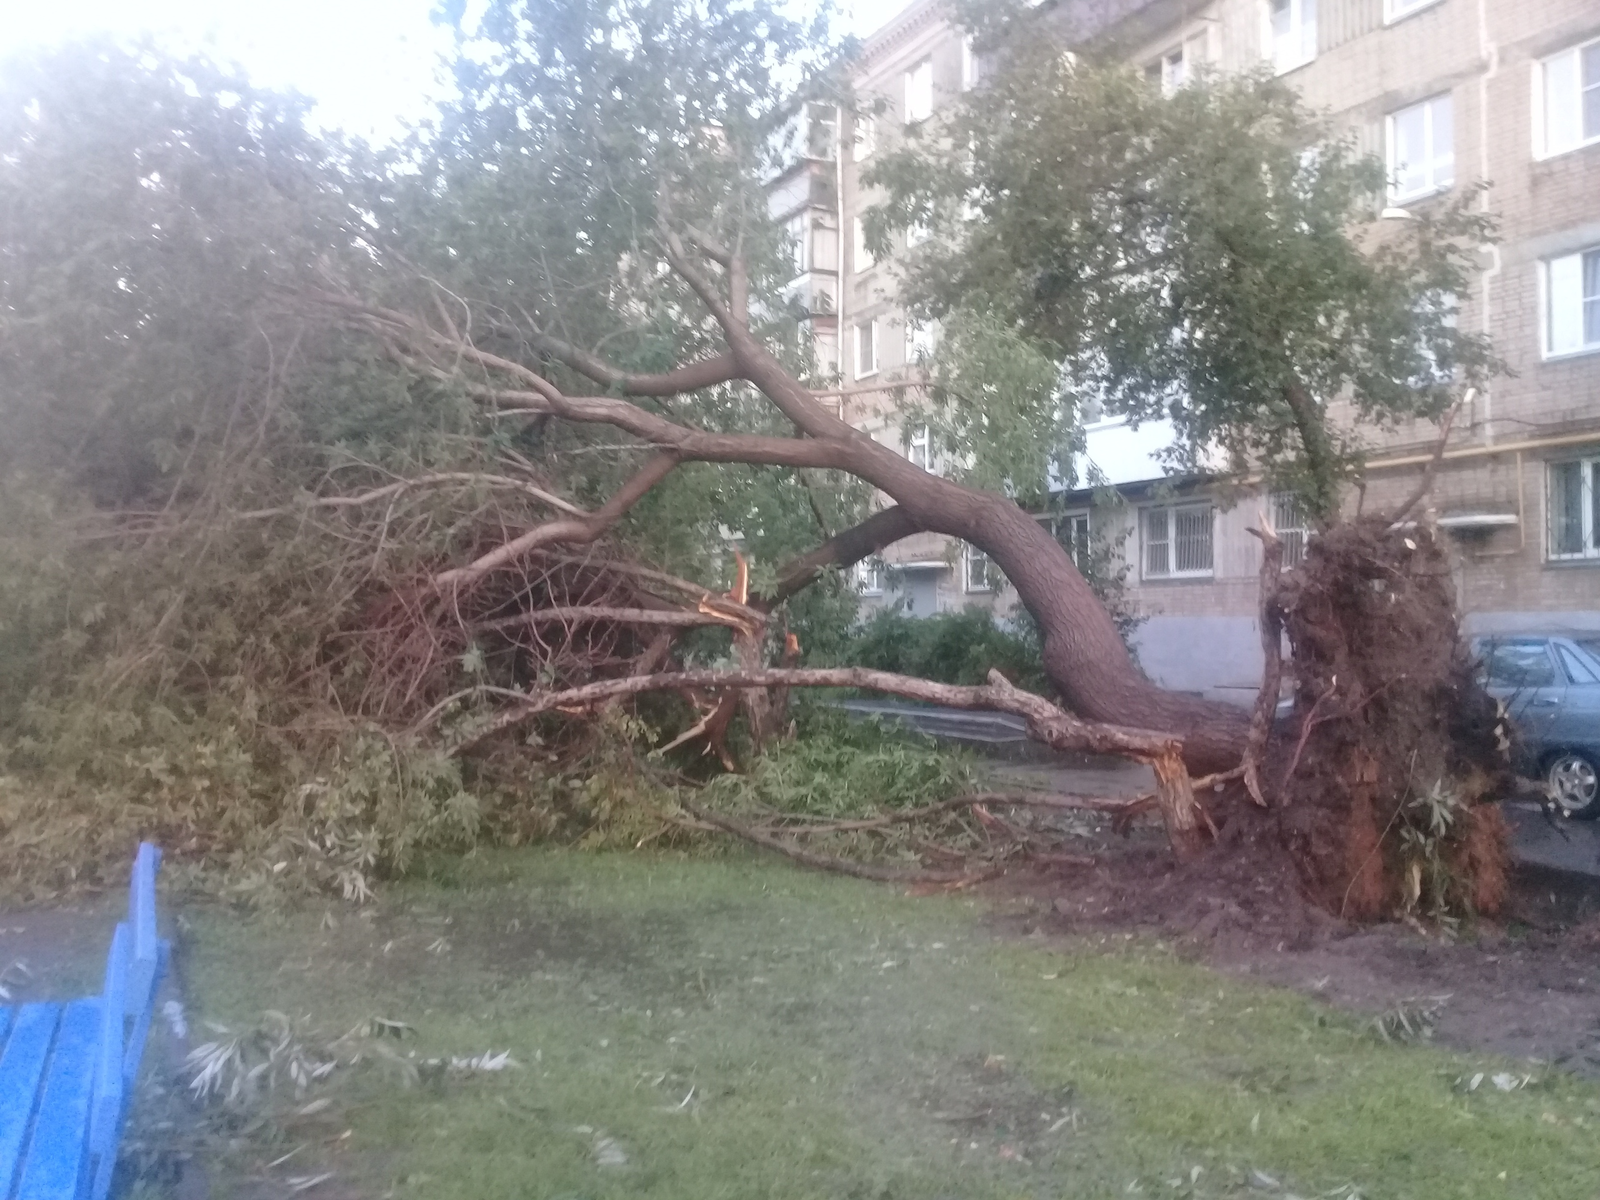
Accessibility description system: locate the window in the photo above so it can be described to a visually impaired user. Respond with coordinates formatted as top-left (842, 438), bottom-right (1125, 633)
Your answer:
top-left (1062, 513), bottom-right (1092, 571)
top-left (856, 558), bottom-right (884, 595)
top-left (803, 103), bottom-right (837, 159)
top-left (852, 216), bottom-right (874, 273)
top-left (852, 114), bottom-right (876, 162)
top-left (1483, 641), bottom-right (1558, 689)
top-left (855, 320), bottom-right (878, 379)
top-left (964, 544), bottom-right (993, 592)
top-left (907, 424), bottom-right (933, 471)
top-left (1271, 493), bottom-right (1309, 567)
top-left (1558, 643), bottom-right (1600, 685)
top-left (905, 58), bottom-right (933, 124)
top-left (1266, 0), bottom-right (1316, 75)
top-left (786, 213), bottom-right (808, 276)
top-left (1548, 455), bottom-right (1599, 560)
top-left (1148, 47), bottom-right (1186, 94)
top-left (1386, 94), bottom-right (1454, 202)
top-left (961, 38), bottom-right (983, 90)
top-left (1384, 0), bottom-right (1442, 22)
top-left (1543, 247), bottom-right (1600, 357)
top-left (1537, 38), bottom-right (1600, 158)
top-left (906, 320), bottom-right (939, 364)
top-left (1143, 504), bottom-right (1213, 578)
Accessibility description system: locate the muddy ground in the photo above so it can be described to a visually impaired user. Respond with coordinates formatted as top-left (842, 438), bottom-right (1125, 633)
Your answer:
top-left (987, 758), bottom-right (1600, 1075)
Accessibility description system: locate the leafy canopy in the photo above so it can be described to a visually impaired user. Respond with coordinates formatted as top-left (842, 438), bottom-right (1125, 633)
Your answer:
top-left (864, 3), bottom-right (1498, 521)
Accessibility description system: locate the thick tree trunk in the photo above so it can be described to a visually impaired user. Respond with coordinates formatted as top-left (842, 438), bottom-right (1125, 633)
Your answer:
top-left (723, 335), bottom-right (1252, 775)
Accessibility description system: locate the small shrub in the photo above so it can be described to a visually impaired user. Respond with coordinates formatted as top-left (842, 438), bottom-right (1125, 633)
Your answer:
top-left (843, 607), bottom-right (1049, 692)
top-left (704, 708), bottom-right (982, 819)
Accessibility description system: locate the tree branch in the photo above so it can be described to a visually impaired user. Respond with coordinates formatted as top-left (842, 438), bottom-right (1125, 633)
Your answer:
top-left (473, 605), bottom-right (755, 633)
top-left (763, 506), bottom-right (925, 606)
top-left (235, 473), bottom-right (587, 521)
top-left (449, 665), bottom-right (1183, 760)
top-left (522, 327), bottom-right (739, 396)
top-left (470, 388), bottom-right (856, 470)
top-left (434, 452), bottom-right (681, 589)
top-left (1389, 393), bottom-right (1466, 528)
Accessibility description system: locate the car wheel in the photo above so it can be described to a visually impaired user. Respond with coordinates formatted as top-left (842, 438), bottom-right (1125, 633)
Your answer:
top-left (1546, 752), bottom-right (1600, 820)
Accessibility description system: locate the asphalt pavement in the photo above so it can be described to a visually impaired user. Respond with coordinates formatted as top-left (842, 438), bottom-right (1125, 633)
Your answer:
top-left (837, 700), bottom-right (1600, 880)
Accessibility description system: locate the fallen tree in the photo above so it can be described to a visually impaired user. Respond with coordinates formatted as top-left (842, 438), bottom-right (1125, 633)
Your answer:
top-left (0, 5), bottom-right (1514, 919)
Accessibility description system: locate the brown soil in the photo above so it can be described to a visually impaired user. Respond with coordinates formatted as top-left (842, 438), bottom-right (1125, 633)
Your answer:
top-left (990, 807), bottom-right (1600, 1074)
top-left (1271, 515), bottom-right (1511, 917)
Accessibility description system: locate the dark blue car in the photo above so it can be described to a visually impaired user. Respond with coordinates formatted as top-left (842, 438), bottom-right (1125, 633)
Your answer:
top-left (1474, 634), bottom-right (1600, 818)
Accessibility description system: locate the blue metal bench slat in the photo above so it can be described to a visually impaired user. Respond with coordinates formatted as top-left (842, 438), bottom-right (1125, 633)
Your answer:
top-left (126, 847), bottom-right (160, 1015)
top-left (15, 997), bottom-right (100, 1200)
top-left (0, 1004), bottom-right (60, 1200)
top-left (0, 844), bottom-right (165, 1200)
top-left (88, 926), bottom-right (128, 1198)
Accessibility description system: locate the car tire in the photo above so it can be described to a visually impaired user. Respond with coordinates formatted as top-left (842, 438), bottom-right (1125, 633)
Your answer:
top-left (1545, 751), bottom-right (1600, 820)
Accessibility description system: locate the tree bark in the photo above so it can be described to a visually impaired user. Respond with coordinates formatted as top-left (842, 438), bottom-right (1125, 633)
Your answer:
top-left (449, 664), bottom-right (1212, 860)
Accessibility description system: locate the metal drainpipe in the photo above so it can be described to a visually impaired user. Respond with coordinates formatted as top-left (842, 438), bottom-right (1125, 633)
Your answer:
top-left (835, 101), bottom-right (848, 417)
top-left (1476, 0), bottom-right (1501, 443)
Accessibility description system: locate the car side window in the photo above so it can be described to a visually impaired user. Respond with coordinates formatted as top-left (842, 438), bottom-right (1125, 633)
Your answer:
top-left (1557, 644), bottom-right (1600, 685)
top-left (1484, 642), bottom-right (1558, 689)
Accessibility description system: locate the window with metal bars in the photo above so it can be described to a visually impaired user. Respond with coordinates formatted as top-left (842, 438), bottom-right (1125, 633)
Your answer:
top-left (1143, 503), bottom-right (1213, 578)
top-left (1271, 493), bottom-right (1308, 567)
top-left (964, 543), bottom-right (993, 592)
top-left (1548, 456), bottom-right (1600, 560)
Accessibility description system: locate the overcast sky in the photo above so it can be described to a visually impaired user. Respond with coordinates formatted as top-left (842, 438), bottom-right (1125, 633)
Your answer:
top-left (0, 0), bottom-right (913, 143)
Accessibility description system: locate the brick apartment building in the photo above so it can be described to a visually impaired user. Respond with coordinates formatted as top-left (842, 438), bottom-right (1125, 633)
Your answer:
top-left (769, 0), bottom-right (1600, 702)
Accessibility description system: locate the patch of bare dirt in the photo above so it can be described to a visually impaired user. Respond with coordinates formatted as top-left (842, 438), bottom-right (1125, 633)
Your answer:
top-left (990, 811), bottom-right (1600, 1075)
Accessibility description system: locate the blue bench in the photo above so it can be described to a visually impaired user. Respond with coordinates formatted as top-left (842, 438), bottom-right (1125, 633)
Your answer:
top-left (0, 844), bottom-right (167, 1200)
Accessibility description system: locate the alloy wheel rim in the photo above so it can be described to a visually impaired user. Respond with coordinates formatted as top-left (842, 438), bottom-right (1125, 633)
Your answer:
top-left (1550, 756), bottom-right (1599, 811)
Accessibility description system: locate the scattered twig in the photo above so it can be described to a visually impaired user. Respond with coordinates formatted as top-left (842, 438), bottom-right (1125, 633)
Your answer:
top-left (675, 797), bottom-right (1000, 886)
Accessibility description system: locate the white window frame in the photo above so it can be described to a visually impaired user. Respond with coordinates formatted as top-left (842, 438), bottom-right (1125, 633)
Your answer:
top-left (855, 319), bottom-right (878, 379)
top-left (786, 212), bottom-right (808, 277)
top-left (1142, 503), bottom-right (1215, 580)
top-left (856, 558), bottom-right (885, 595)
top-left (907, 424), bottom-right (933, 471)
top-left (905, 58), bottom-right (934, 124)
top-left (906, 320), bottom-right (939, 364)
top-left (1535, 37), bottom-right (1600, 160)
top-left (1044, 511), bottom-right (1092, 571)
top-left (963, 543), bottom-right (993, 593)
top-left (802, 103), bottom-right (837, 160)
top-left (1264, 0), bottom-right (1317, 76)
top-left (852, 113), bottom-right (876, 162)
top-left (961, 37), bottom-right (981, 91)
top-left (852, 216), bottom-right (874, 273)
top-left (1541, 246), bottom-right (1600, 359)
top-left (1383, 0), bottom-right (1443, 23)
top-left (1270, 492), bottom-right (1309, 567)
top-left (1547, 456), bottom-right (1600, 561)
top-left (1385, 93), bottom-right (1454, 203)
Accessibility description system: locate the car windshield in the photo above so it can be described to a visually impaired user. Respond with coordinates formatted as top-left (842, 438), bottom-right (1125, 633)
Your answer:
top-left (1579, 637), bottom-right (1600, 664)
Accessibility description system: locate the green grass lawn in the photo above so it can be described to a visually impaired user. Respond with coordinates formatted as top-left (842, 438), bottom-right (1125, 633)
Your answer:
top-left (178, 849), bottom-right (1600, 1199)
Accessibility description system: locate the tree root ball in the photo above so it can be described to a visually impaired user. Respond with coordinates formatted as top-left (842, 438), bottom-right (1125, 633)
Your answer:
top-left (1273, 515), bottom-right (1511, 920)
